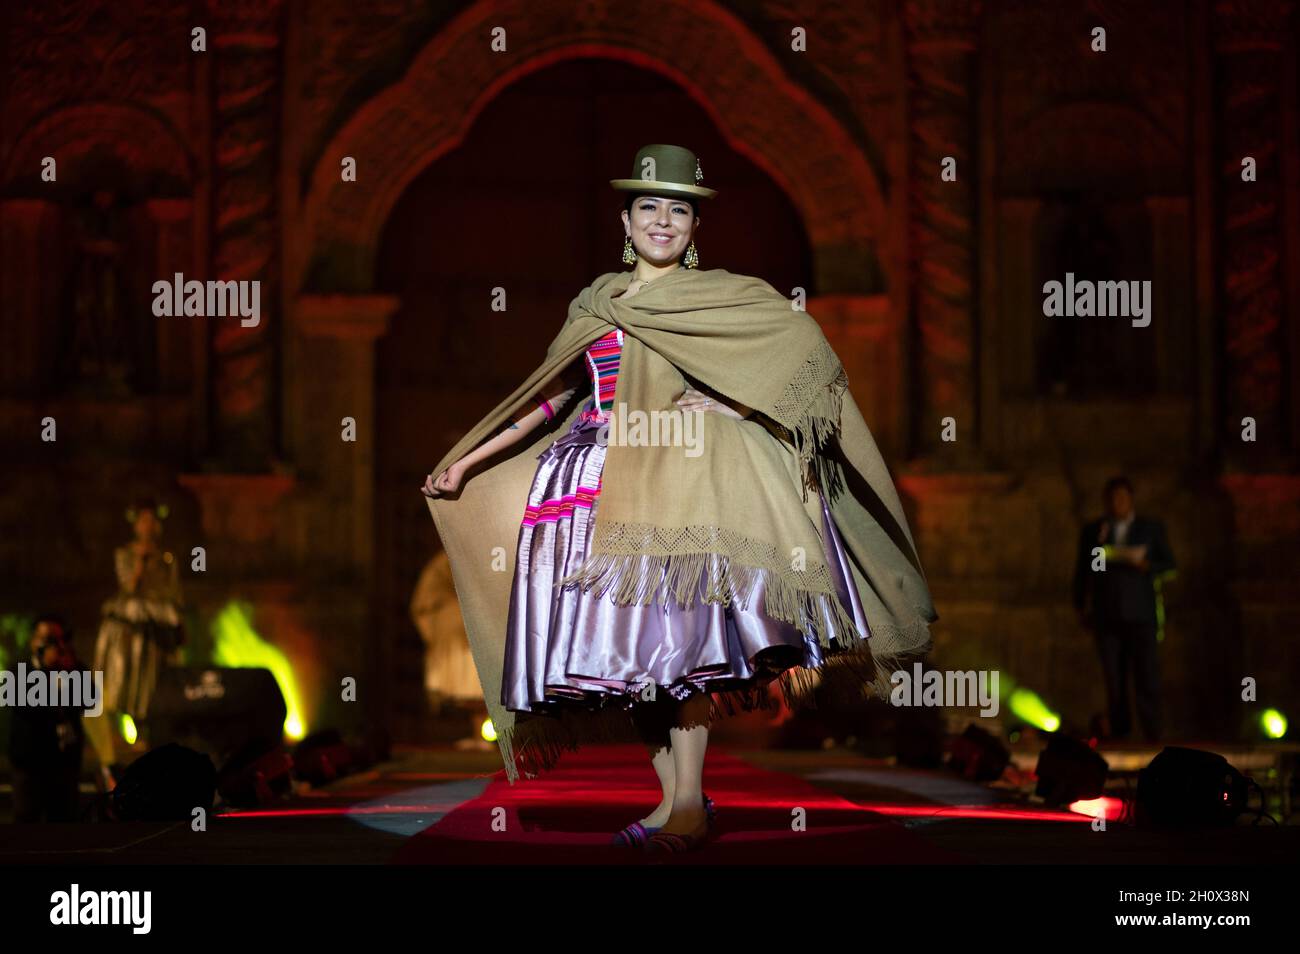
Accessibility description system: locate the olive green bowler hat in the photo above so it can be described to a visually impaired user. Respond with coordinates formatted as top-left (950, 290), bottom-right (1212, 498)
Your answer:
top-left (610, 144), bottom-right (717, 201)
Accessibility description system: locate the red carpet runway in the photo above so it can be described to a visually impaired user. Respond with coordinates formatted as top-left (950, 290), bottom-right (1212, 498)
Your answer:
top-left (392, 744), bottom-right (964, 864)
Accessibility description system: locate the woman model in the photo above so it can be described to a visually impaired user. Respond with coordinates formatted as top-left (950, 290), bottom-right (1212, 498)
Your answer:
top-left (423, 144), bottom-right (936, 853)
top-left (85, 498), bottom-right (185, 788)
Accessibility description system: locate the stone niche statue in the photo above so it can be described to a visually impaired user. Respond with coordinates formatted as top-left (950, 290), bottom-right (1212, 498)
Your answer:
top-left (57, 187), bottom-right (150, 395)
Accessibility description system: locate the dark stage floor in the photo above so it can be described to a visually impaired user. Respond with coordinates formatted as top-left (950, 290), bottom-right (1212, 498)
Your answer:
top-left (1, 741), bottom-right (1296, 864)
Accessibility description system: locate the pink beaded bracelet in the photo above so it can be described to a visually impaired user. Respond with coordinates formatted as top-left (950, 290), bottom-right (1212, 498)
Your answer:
top-left (534, 394), bottom-right (555, 420)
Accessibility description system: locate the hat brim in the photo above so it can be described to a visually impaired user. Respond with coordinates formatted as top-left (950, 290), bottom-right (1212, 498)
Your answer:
top-left (610, 179), bottom-right (717, 200)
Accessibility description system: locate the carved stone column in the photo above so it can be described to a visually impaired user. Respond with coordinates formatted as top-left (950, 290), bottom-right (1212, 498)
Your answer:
top-left (287, 294), bottom-right (398, 733)
top-left (1213, 0), bottom-right (1295, 466)
top-left (1213, 2), bottom-right (1300, 737)
top-left (291, 294), bottom-right (399, 575)
top-left (902, 0), bottom-right (983, 463)
top-left (180, 3), bottom-right (287, 582)
top-left (206, 0), bottom-right (284, 470)
top-left (0, 199), bottom-right (59, 394)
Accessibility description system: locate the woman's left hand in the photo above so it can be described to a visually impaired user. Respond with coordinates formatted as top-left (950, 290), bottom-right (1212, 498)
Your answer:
top-left (675, 386), bottom-right (747, 420)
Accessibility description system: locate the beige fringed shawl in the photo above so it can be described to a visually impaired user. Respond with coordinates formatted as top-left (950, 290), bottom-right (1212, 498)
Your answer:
top-left (425, 267), bottom-right (936, 781)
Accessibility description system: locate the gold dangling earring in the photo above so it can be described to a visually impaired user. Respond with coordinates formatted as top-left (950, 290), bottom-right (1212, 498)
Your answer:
top-left (683, 241), bottom-right (699, 269)
top-left (622, 234), bottom-right (636, 265)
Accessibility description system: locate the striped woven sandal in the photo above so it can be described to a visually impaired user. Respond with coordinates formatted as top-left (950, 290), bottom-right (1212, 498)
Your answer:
top-left (611, 793), bottom-right (715, 847)
top-left (642, 795), bottom-right (718, 855)
top-left (643, 818), bottom-right (714, 854)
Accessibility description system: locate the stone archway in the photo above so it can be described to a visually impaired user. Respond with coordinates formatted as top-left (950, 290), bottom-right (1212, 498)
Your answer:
top-left (2, 102), bottom-right (194, 193)
top-left (297, 0), bottom-right (889, 297)
top-left (288, 5), bottom-right (896, 738)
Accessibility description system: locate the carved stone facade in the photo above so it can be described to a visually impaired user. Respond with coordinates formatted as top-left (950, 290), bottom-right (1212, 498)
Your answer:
top-left (902, 0), bottom-right (981, 460)
top-left (2, 0), bottom-right (1296, 742)
top-left (207, 0), bottom-right (285, 471)
top-left (1213, 0), bottom-right (1295, 464)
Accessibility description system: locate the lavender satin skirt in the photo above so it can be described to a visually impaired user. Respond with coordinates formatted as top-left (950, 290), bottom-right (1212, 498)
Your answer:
top-left (501, 408), bottom-right (871, 714)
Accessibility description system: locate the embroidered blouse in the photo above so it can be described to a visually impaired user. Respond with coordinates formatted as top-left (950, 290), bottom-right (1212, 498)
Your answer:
top-left (582, 327), bottom-right (623, 421)
top-left (532, 328), bottom-right (623, 424)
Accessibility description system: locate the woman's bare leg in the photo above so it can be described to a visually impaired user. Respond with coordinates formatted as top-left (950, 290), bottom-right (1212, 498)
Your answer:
top-left (640, 744), bottom-right (675, 827)
top-left (656, 692), bottom-right (712, 836)
top-left (629, 697), bottom-right (675, 827)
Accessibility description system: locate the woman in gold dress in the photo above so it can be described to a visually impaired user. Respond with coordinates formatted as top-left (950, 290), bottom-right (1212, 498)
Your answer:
top-left (85, 499), bottom-right (185, 787)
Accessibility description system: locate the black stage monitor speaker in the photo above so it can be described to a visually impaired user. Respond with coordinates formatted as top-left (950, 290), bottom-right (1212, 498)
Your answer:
top-left (949, 723), bottom-right (1011, 782)
top-left (112, 743), bottom-right (216, 821)
top-left (1136, 746), bottom-right (1251, 829)
top-left (146, 667), bottom-right (287, 766)
top-left (1034, 733), bottom-right (1109, 805)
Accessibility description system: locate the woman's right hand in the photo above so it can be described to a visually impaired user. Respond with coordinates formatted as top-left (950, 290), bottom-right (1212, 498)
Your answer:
top-left (422, 461), bottom-right (466, 497)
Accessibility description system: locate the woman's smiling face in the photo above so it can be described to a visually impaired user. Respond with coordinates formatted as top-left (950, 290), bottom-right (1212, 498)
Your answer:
top-left (622, 195), bottom-right (698, 265)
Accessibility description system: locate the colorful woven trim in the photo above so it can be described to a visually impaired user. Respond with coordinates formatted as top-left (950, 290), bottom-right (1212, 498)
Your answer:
top-left (521, 484), bottom-right (601, 527)
top-left (585, 329), bottom-right (622, 414)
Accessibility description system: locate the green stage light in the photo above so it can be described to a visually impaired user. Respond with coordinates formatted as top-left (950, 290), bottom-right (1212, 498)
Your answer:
top-left (1008, 687), bottom-right (1060, 733)
top-left (212, 601), bottom-right (306, 741)
top-left (1261, 708), bottom-right (1287, 739)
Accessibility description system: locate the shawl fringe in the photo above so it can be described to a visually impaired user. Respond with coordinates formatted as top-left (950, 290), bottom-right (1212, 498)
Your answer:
top-left (770, 336), bottom-right (850, 503)
top-left (707, 622), bottom-right (934, 726)
top-left (551, 540), bottom-right (863, 651)
top-left (496, 704), bottom-right (645, 783)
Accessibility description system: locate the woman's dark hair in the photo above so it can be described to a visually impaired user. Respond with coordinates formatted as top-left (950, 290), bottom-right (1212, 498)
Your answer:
top-left (126, 496), bottom-right (170, 522)
top-left (623, 194), bottom-right (697, 219)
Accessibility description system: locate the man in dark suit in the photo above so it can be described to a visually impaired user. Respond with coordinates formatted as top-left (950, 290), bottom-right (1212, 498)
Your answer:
top-left (7, 615), bottom-right (91, 822)
top-left (1072, 476), bottom-right (1176, 742)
